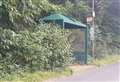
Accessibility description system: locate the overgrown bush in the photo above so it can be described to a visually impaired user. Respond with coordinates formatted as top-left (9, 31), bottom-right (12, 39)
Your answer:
top-left (0, 23), bottom-right (72, 78)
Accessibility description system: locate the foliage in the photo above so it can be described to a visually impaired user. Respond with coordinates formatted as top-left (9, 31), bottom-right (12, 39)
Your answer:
top-left (32, 0), bottom-right (65, 15)
top-left (0, 23), bottom-right (72, 78)
top-left (0, 0), bottom-right (65, 31)
top-left (94, 0), bottom-right (120, 57)
top-left (0, 68), bottom-right (72, 82)
top-left (93, 55), bottom-right (120, 66)
top-left (49, 0), bottom-right (66, 4)
top-left (64, 0), bottom-right (89, 22)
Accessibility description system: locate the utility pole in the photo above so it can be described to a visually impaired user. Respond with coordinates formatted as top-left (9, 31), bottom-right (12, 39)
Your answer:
top-left (91, 0), bottom-right (95, 59)
top-left (86, 0), bottom-right (95, 60)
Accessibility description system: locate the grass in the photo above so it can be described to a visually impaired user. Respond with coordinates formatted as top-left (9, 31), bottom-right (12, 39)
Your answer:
top-left (0, 68), bottom-right (72, 82)
top-left (93, 55), bottom-right (120, 66)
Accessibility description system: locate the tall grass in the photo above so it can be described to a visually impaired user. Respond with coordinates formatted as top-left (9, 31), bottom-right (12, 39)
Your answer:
top-left (0, 68), bottom-right (72, 82)
top-left (93, 55), bottom-right (120, 66)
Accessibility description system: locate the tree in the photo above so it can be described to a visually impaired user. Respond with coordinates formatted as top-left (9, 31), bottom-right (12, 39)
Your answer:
top-left (64, 0), bottom-right (89, 22)
top-left (0, 0), bottom-right (65, 31)
top-left (93, 0), bottom-right (120, 56)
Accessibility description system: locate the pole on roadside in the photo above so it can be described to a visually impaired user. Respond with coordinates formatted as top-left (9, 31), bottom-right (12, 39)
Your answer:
top-left (92, 0), bottom-right (95, 59)
top-left (86, 0), bottom-right (96, 61)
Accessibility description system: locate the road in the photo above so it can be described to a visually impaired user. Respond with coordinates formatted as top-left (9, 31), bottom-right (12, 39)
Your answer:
top-left (50, 61), bottom-right (120, 82)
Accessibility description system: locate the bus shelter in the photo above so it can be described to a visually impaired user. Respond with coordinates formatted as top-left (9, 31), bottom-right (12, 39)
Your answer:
top-left (41, 14), bottom-right (89, 64)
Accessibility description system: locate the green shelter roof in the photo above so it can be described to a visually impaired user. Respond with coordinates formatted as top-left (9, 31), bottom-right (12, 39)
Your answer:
top-left (42, 14), bottom-right (86, 28)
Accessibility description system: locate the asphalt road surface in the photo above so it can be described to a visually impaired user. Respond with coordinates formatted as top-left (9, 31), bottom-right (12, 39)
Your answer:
top-left (52, 61), bottom-right (120, 82)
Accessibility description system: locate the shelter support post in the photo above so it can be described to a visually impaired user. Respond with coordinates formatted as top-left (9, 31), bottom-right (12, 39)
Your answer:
top-left (84, 26), bottom-right (89, 64)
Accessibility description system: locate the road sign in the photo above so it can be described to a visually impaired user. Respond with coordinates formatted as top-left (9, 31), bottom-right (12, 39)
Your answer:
top-left (92, 11), bottom-right (95, 18)
top-left (90, 27), bottom-right (94, 40)
top-left (86, 16), bottom-right (93, 23)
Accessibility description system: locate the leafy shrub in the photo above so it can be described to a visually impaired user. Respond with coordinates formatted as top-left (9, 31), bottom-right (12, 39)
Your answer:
top-left (0, 23), bottom-right (72, 78)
